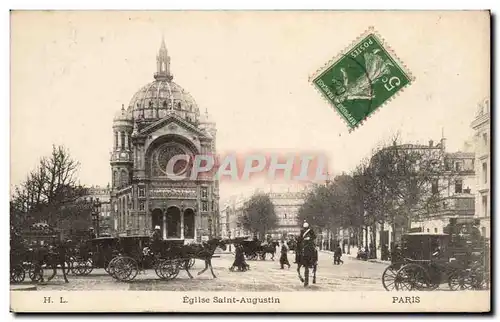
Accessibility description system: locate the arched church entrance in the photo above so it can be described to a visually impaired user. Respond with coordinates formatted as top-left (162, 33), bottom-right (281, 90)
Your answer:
top-left (166, 206), bottom-right (181, 238)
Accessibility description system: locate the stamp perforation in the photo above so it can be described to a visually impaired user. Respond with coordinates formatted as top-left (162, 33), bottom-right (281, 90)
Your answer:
top-left (309, 26), bottom-right (415, 132)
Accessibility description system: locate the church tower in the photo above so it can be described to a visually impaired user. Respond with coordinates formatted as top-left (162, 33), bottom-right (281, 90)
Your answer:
top-left (110, 38), bottom-right (218, 240)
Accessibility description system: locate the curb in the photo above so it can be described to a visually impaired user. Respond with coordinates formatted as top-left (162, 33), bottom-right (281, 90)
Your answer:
top-left (319, 250), bottom-right (390, 265)
top-left (10, 285), bottom-right (37, 291)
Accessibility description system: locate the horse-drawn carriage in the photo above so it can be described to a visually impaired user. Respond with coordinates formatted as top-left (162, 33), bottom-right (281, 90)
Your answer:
top-left (107, 236), bottom-right (224, 282)
top-left (69, 236), bottom-right (120, 276)
top-left (10, 226), bottom-right (67, 284)
top-left (239, 238), bottom-right (278, 260)
top-left (382, 219), bottom-right (489, 291)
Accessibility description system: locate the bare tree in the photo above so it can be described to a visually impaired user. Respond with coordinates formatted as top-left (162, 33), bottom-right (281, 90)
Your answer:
top-left (10, 145), bottom-right (88, 234)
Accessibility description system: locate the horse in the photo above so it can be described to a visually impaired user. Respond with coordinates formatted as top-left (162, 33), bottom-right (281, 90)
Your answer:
top-left (30, 243), bottom-right (69, 284)
top-left (168, 238), bottom-right (227, 279)
top-left (260, 241), bottom-right (279, 260)
top-left (296, 240), bottom-right (318, 287)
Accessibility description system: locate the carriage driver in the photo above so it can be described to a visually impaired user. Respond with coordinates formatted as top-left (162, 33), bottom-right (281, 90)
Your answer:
top-left (149, 225), bottom-right (163, 254)
top-left (295, 221), bottom-right (317, 263)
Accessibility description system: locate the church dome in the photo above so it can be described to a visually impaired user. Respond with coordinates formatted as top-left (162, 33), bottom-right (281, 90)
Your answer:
top-left (126, 38), bottom-right (201, 124)
top-left (127, 80), bottom-right (200, 123)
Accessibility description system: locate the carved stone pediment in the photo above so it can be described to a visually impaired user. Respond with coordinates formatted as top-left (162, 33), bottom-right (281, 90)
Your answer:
top-left (139, 114), bottom-right (208, 139)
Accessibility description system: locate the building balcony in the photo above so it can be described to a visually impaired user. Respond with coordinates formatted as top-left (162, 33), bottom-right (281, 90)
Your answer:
top-left (433, 194), bottom-right (475, 217)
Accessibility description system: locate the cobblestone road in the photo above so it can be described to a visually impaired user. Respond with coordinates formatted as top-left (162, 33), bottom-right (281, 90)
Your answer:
top-left (19, 251), bottom-right (386, 291)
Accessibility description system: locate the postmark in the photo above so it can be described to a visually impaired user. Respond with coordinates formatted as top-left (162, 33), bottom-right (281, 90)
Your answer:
top-left (311, 27), bottom-right (414, 130)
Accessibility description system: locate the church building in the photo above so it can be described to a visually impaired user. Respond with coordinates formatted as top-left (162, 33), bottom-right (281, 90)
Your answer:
top-left (110, 38), bottom-right (219, 242)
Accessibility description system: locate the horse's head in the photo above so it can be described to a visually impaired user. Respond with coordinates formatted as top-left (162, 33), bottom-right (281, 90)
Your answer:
top-left (207, 237), bottom-right (226, 251)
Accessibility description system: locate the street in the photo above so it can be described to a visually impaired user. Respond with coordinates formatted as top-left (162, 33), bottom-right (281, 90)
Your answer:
top-left (25, 251), bottom-right (386, 291)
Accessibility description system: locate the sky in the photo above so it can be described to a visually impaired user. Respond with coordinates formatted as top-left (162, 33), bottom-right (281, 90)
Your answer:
top-left (10, 11), bottom-right (490, 202)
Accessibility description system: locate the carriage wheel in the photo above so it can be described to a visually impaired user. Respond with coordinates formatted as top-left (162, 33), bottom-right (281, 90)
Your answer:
top-left (107, 257), bottom-right (120, 278)
top-left (158, 260), bottom-right (180, 281)
top-left (11, 264), bottom-right (26, 283)
top-left (469, 266), bottom-right (488, 290)
top-left (154, 259), bottom-right (166, 279)
top-left (114, 257), bottom-right (138, 282)
top-left (451, 267), bottom-right (486, 290)
top-left (104, 256), bottom-right (116, 273)
top-left (382, 263), bottom-right (401, 291)
top-left (448, 269), bottom-right (469, 291)
top-left (395, 264), bottom-right (430, 291)
top-left (71, 260), bottom-right (86, 276)
top-left (28, 263), bottom-right (43, 282)
top-left (83, 259), bottom-right (94, 276)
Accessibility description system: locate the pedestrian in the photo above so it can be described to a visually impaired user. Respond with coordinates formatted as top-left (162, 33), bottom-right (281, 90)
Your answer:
top-left (280, 241), bottom-right (291, 269)
top-left (230, 243), bottom-right (249, 272)
top-left (89, 227), bottom-right (97, 240)
top-left (334, 245), bottom-right (344, 265)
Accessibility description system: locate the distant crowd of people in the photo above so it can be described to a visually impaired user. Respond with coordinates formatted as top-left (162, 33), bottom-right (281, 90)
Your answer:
top-left (225, 221), bottom-right (354, 271)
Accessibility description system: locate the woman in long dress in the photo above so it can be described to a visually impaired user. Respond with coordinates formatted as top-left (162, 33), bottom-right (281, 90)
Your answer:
top-left (280, 241), bottom-right (291, 269)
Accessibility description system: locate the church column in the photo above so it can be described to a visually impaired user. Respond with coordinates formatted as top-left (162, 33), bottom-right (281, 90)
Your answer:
top-left (180, 211), bottom-right (185, 239)
top-left (125, 134), bottom-right (129, 151)
top-left (162, 212), bottom-right (167, 240)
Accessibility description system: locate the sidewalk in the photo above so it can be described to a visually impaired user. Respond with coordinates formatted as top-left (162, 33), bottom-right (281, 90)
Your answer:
top-left (320, 247), bottom-right (390, 265)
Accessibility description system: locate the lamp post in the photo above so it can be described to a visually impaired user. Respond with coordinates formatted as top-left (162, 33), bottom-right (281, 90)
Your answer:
top-left (228, 230), bottom-right (232, 252)
top-left (92, 198), bottom-right (102, 238)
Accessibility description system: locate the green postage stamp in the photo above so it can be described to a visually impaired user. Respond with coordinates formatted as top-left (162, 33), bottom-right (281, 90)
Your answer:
top-left (311, 27), bottom-right (414, 129)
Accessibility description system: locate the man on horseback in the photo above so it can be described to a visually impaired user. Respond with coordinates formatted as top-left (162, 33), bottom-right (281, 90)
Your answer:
top-left (295, 220), bottom-right (318, 286)
top-left (295, 221), bottom-right (317, 263)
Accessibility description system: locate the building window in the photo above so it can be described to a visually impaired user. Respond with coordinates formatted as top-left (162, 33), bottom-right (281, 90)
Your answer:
top-left (202, 201), bottom-right (208, 212)
top-left (139, 187), bottom-right (145, 197)
top-left (121, 169), bottom-right (128, 187)
top-left (120, 131), bottom-right (125, 148)
top-left (201, 187), bottom-right (208, 199)
top-left (426, 228), bottom-right (430, 233)
top-left (483, 133), bottom-right (488, 147)
top-left (482, 162), bottom-right (488, 184)
top-left (481, 227), bottom-right (486, 237)
top-left (113, 171), bottom-right (119, 188)
top-left (455, 162), bottom-right (461, 172)
top-left (434, 228), bottom-right (438, 233)
top-left (454, 179), bottom-right (463, 194)
top-left (482, 195), bottom-right (488, 217)
top-left (139, 202), bottom-right (145, 211)
top-left (114, 131), bottom-right (118, 149)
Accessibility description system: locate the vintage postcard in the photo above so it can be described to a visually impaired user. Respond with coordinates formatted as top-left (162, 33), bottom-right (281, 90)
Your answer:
top-left (10, 11), bottom-right (490, 313)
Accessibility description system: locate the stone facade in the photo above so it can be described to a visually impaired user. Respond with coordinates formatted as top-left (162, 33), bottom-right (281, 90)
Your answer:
top-left (84, 185), bottom-right (112, 236)
top-left (219, 190), bottom-right (305, 239)
top-left (471, 98), bottom-right (490, 239)
top-left (110, 39), bottom-right (218, 242)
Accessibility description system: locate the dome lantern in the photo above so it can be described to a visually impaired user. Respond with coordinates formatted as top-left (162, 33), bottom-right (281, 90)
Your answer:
top-left (154, 36), bottom-right (173, 82)
top-left (125, 38), bottom-right (203, 125)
